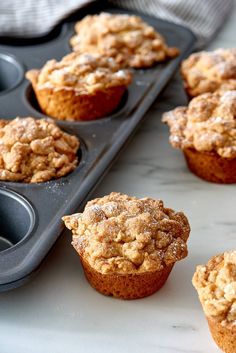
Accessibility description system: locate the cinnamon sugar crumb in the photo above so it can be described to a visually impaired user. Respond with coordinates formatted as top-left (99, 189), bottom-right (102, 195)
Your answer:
top-left (63, 192), bottom-right (190, 274)
top-left (70, 12), bottom-right (179, 68)
top-left (192, 250), bottom-right (236, 325)
top-left (162, 90), bottom-right (236, 158)
top-left (181, 48), bottom-right (236, 97)
top-left (27, 52), bottom-right (132, 94)
top-left (0, 117), bottom-right (79, 183)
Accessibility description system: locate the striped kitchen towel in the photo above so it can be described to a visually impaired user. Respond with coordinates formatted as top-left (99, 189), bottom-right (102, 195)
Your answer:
top-left (0, 0), bottom-right (233, 47)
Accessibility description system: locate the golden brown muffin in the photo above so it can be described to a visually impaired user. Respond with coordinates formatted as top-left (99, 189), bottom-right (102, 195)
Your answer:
top-left (181, 48), bottom-right (236, 98)
top-left (192, 251), bottom-right (236, 353)
top-left (63, 192), bottom-right (190, 299)
top-left (0, 117), bottom-right (79, 183)
top-left (26, 52), bottom-right (132, 121)
top-left (162, 90), bottom-right (236, 183)
top-left (70, 12), bottom-right (179, 68)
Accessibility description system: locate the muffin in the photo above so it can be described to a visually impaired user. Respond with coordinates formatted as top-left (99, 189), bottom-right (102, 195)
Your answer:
top-left (162, 90), bottom-right (236, 183)
top-left (70, 12), bottom-right (179, 68)
top-left (181, 48), bottom-right (236, 98)
top-left (63, 192), bottom-right (190, 299)
top-left (26, 52), bottom-right (132, 121)
top-left (192, 250), bottom-right (236, 353)
top-left (0, 117), bottom-right (79, 183)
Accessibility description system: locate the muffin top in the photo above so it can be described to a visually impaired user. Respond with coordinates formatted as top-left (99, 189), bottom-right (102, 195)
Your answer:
top-left (162, 90), bottom-right (236, 158)
top-left (181, 48), bottom-right (236, 97)
top-left (192, 250), bottom-right (236, 326)
top-left (0, 117), bottom-right (79, 183)
top-left (26, 52), bottom-right (132, 94)
top-left (63, 192), bottom-right (190, 275)
top-left (70, 12), bottom-right (179, 68)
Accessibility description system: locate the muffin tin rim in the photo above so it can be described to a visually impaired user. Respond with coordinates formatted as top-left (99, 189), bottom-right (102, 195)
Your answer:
top-left (0, 22), bottom-right (70, 47)
top-left (0, 52), bottom-right (25, 96)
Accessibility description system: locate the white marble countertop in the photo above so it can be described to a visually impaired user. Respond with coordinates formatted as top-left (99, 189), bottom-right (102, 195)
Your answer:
top-left (1, 5), bottom-right (236, 353)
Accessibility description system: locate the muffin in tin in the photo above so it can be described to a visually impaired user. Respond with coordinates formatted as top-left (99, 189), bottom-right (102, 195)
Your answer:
top-left (162, 90), bottom-right (236, 183)
top-left (192, 250), bottom-right (236, 353)
top-left (70, 12), bottom-right (179, 69)
top-left (0, 117), bottom-right (79, 183)
top-left (26, 52), bottom-right (132, 121)
top-left (181, 48), bottom-right (236, 98)
top-left (63, 192), bottom-right (190, 299)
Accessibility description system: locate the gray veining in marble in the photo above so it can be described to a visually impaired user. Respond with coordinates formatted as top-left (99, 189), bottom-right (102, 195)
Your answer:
top-left (1, 3), bottom-right (236, 353)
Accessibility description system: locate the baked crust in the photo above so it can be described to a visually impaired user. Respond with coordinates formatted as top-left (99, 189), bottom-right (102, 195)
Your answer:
top-left (184, 148), bottom-right (236, 183)
top-left (0, 117), bottom-right (79, 183)
top-left (26, 53), bottom-right (132, 121)
top-left (81, 256), bottom-right (174, 299)
top-left (207, 317), bottom-right (236, 353)
top-left (27, 70), bottom-right (126, 121)
top-left (181, 49), bottom-right (236, 97)
top-left (70, 12), bottom-right (179, 68)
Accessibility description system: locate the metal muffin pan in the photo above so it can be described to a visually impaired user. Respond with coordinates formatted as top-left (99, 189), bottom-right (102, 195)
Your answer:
top-left (0, 3), bottom-right (196, 291)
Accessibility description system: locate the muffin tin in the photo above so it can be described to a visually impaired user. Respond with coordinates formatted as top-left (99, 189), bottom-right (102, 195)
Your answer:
top-left (0, 3), bottom-right (195, 291)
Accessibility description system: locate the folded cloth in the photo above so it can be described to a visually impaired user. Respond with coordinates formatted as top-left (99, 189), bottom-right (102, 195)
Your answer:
top-left (0, 0), bottom-right (233, 47)
top-left (0, 0), bottom-right (95, 37)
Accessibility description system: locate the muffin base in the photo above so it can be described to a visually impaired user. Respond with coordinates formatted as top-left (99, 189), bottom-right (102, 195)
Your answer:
top-left (80, 257), bottom-right (174, 299)
top-left (207, 318), bottom-right (236, 353)
top-left (27, 70), bottom-right (126, 121)
top-left (184, 148), bottom-right (236, 184)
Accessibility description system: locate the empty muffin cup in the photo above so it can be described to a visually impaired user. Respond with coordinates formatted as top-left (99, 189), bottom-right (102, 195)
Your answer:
top-left (0, 53), bottom-right (24, 93)
top-left (0, 188), bottom-right (35, 252)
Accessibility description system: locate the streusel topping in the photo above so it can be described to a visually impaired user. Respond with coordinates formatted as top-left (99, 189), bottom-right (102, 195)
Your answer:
top-left (162, 91), bottom-right (236, 158)
top-left (28, 52), bottom-right (132, 94)
top-left (70, 12), bottom-right (179, 68)
top-left (192, 251), bottom-right (236, 325)
top-left (0, 117), bottom-right (79, 183)
top-left (181, 48), bottom-right (236, 97)
top-left (63, 192), bottom-right (190, 274)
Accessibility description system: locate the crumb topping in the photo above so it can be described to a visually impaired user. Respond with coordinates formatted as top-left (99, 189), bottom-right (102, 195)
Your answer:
top-left (63, 192), bottom-right (190, 274)
top-left (181, 48), bottom-right (236, 97)
top-left (70, 12), bottom-right (179, 68)
top-left (162, 91), bottom-right (236, 158)
top-left (27, 52), bottom-right (132, 94)
top-left (0, 117), bottom-right (79, 183)
top-left (192, 251), bottom-right (236, 325)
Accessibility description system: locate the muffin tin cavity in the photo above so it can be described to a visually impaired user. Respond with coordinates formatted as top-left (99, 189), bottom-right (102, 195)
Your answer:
top-left (0, 53), bottom-right (24, 93)
top-left (0, 188), bottom-right (35, 252)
